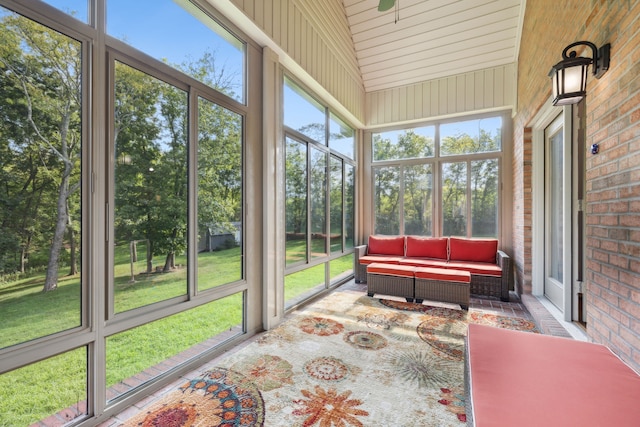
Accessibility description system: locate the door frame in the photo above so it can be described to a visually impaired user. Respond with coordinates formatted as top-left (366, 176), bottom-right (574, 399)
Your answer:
top-left (531, 101), bottom-right (573, 321)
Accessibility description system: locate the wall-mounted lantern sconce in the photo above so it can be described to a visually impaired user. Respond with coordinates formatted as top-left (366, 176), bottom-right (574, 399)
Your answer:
top-left (549, 41), bottom-right (610, 106)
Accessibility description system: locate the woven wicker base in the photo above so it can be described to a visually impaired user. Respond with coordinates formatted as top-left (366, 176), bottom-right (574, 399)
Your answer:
top-left (415, 278), bottom-right (469, 310)
top-left (367, 273), bottom-right (414, 301)
top-left (470, 275), bottom-right (506, 301)
top-left (355, 263), bottom-right (368, 283)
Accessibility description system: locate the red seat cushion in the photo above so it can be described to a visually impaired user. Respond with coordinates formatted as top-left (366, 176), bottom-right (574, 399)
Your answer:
top-left (449, 237), bottom-right (498, 263)
top-left (358, 255), bottom-right (403, 265)
top-left (366, 263), bottom-right (415, 278)
top-left (467, 324), bottom-right (640, 427)
top-left (446, 261), bottom-right (502, 277)
top-left (398, 258), bottom-right (450, 269)
top-left (405, 236), bottom-right (448, 259)
top-left (415, 267), bottom-right (470, 283)
top-left (368, 235), bottom-right (406, 256)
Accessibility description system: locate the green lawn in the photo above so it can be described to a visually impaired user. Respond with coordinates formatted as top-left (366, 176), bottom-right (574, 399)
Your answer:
top-left (0, 246), bottom-right (352, 426)
top-left (0, 246), bottom-right (243, 426)
top-left (284, 253), bottom-right (353, 303)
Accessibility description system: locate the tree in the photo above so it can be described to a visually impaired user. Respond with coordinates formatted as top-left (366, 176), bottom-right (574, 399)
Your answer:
top-left (197, 98), bottom-right (242, 242)
top-left (0, 14), bottom-right (82, 290)
top-left (285, 139), bottom-right (307, 236)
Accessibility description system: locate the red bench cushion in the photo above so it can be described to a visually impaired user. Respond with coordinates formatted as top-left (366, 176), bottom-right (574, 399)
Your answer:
top-left (405, 236), bottom-right (448, 259)
top-left (446, 261), bottom-right (502, 277)
top-left (367, 263), bottom-right (415, 278)
top-left (398, 258), bottom-right (450, 269)
top-left (467, 324), bottom-right (640, 427)
top-left (415, 267), bottom-right (470, 283)
top-left (368, 235), bottom-right (405, 256)
top-left (358, 255), bottom-right (403, 265)
top-left (449, 237), bottom-right (497, 263)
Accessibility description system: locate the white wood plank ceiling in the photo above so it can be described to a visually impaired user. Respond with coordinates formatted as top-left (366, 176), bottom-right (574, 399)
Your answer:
top-left (342, 0), bottom-right (525, 92)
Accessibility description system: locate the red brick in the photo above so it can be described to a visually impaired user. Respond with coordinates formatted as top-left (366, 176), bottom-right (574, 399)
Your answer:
top-left (621, 215), bottom-right (640, 227)
top-left (600, 215), bottom-right (619, 226)
top-left (517, 0), bottom-right (640, 373)
top-left (602, 264), bottom-right (621, 281)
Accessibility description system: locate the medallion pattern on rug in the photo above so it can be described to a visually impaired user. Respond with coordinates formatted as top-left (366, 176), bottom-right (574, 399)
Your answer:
top-left (121, 290), bottom-right (538, 426)
top-left (124, 367), bottom-right (264, 426)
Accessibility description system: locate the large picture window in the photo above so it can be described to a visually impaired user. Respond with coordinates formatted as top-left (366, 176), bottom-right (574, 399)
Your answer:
top-left (283, 78), bottom-right (356, 308)
top-left (0, 1), bottom-right (251, 424)
top-left (372, 115), bottom-right (503, 238)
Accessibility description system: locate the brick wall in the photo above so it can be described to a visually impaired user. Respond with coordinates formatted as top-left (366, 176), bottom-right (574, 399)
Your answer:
top-left (515, 0), bottom-right (640, 372)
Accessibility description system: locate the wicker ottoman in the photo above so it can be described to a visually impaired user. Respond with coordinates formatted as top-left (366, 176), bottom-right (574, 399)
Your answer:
top-left (366, 263), bottom-right (415, 302)
top-left (414, 267), bottom-right (470, 310)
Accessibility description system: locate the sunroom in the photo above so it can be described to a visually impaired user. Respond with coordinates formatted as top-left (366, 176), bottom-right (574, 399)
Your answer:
top-left (0, 0), bottom-right (638, 425)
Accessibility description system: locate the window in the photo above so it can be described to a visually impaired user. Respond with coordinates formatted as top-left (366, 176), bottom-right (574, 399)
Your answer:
top-left (113, 61), bottom-right (189, 313)
top-left (106, 0), bottom-right (248, 401)
top-left (285, 137), bottom-right (308, 266)
top-left (197, 97), bottom-right (243, 290)
top-left (42, 0), bottom-right (88, 22)
top-left (0, 1), bottom-right (252, 424)
top-left (440, 117), bottom-right (501, 155)
top-left (373, 126), bottom-right (435, 161)
top-left (283, 77), bottom-right (325, 142)
top-left (372, 115), bottom-right (503, 238)
top-left (0, 6), bottom-right (86, 424)
top-left (0, 6), bottom-right (84, 351)
top-left (329, 113), bottom-right (355, 159)
top-left (107, 0), bottom-right (245, 102)
top-left (283, 78), bottom-right (356, 308)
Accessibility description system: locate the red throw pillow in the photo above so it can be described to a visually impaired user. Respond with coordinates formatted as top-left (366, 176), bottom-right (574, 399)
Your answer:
top-left (449, 237), bottom-right (498, 263)
top-left (405, 236), bottom-right (448, 259)
top-left (368, 235), bottom-right (405, 256)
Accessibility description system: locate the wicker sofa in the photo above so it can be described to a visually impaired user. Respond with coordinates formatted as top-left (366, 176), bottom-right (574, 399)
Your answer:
top-left (354, 235), bottom-right (513, 302)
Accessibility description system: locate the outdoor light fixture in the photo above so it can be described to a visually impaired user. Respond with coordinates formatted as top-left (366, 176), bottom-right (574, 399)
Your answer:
top-left (549, 41), bottom-right (611, 106)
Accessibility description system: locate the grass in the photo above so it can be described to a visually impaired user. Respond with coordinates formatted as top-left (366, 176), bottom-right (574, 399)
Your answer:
top-left (0, 246), bottom-right (243, 426)
top-left (106, 292), bottom-right (242, 387)
top-left (0, 273), bottom-right (81, 349)
top-left (0, 246), bottom-right (352, 426)
top-left (284, 253), bottom-right (353, 302)
top-left (0, 348), bottom-right (87, 427)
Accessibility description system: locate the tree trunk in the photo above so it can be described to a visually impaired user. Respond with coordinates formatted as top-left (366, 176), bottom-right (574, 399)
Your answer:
top-left (67, 199), bottom-right (78, 276)
top-left (163, 252), bottom-right (175, 273)
top-left (20, 246), bottom-right (28, 274)
top-left (43, 177), bottom-right (69, 291)
top-left (42, 111), bottom-right (73, 292)
top-left (68, 225), bottom-right (77, 276)
top-left (146, 240), bottom-right (153, 273)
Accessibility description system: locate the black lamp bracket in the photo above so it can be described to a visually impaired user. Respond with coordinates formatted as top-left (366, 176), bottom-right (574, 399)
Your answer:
top-left (562, 41), bottom-right (611, 79)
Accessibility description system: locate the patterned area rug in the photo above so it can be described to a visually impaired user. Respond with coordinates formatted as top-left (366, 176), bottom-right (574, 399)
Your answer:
top-left (123, 290), bottom-right (537, 426)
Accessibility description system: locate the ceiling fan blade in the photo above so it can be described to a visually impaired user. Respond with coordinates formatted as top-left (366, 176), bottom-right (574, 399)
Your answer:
top-left (378, 0), bottom-right (395, 12)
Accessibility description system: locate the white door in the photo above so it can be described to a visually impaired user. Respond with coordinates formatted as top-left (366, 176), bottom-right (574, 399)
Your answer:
top-left (544, 114), bottom-right (571, 311)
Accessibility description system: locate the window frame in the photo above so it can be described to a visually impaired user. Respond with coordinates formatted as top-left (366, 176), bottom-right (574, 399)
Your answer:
top-left (369, 111), bottom-right (507, 240)
top-left (0, 0), bottom-right (259, 423)
top-left (282, 75), bottom-right (357, 307)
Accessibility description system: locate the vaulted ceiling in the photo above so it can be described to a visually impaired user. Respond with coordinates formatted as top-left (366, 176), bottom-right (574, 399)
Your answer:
top-left (342, 0), bottom-right (525, 92)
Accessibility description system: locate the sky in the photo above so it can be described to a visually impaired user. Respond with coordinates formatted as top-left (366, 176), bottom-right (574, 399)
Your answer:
top-left (38, 0), bottom-right (244, 101)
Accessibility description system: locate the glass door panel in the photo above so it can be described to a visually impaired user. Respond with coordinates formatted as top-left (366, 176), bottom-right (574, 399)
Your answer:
top-left (544, 115), bottom-right (565, 310)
